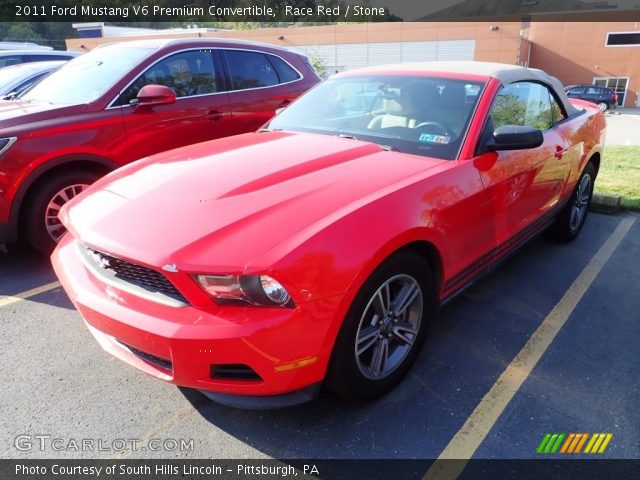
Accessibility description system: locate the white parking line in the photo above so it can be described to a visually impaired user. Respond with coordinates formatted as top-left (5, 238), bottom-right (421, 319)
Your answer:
top-left (423, 216), bottom-right (636, 480)
top-left (0, 281), bottom-right (61, 308)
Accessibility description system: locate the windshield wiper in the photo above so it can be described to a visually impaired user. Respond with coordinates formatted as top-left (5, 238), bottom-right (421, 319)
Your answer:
top-left (379, 144), bottom-right (398, 151)
top-left (337, 133), bottom-right (358, 140)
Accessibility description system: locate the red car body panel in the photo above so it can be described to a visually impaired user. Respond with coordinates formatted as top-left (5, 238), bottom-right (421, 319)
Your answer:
top-left (52, 64), bottom-right (606, 403)
top-left (0, 38), bottom-right (319, 243)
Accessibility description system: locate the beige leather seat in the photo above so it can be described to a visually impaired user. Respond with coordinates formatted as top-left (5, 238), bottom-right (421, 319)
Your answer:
top-left (368, 81), bottom-right (438, 130)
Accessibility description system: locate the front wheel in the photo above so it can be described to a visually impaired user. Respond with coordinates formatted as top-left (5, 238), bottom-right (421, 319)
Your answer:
top-left (548, 162), bottom-right (595, 242)
top-left (23, 170), bottom-right (100, 254)
top-left (326, 251), bottom-right (436, 399)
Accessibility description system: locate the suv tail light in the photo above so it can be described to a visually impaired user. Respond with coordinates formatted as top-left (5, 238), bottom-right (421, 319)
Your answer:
top-left (614, 93), bottom-right (618, 102)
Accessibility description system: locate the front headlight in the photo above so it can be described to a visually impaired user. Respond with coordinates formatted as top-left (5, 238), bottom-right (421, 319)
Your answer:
top-left (195, 274), bottom-right (292, 307)
top-left (0, 137), bottom-right (17, 156)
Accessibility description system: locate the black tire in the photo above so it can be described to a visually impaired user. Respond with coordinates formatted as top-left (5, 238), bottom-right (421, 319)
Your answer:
top-left (326, 251), bottom-right (437, 400)
top-left (548, 162), bottom-right (596, 242)
top-left (23, 170), bottom-right (100, 254)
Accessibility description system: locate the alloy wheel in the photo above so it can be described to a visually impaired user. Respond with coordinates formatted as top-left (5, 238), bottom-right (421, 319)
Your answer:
top-left (354, 274), bottom-right (423, 380)
top-left (570, 173), bottom-right (591, 232)
top-left (45, 184), bottom-right (90, 242)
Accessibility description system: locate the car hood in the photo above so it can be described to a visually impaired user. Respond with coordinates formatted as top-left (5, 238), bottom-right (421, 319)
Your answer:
top-left (64, 131), bottom-right (448, 272)
top-left (0, 100), bottom-right (87, 129)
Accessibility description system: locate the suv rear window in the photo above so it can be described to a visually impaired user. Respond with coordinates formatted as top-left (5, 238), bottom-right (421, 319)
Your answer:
top-left (268, 55), bottom-right (300, 83)
top-left (223, 50), bottom-right (298, 90)
top-left (224, 50), bottom-right (278, 90)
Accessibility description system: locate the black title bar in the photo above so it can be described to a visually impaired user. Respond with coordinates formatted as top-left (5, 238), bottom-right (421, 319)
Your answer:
top-left (2, 0), bottom-right (640, 22)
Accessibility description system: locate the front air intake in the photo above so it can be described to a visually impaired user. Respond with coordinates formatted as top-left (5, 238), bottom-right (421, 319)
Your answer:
top-left (211, 364), bottom-right (262, 381)
top-left (119, 341), bottom-right (173, 372)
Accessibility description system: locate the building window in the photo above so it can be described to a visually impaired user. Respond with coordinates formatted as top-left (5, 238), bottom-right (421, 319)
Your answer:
top-left (606, 32), bottom-right (640, 47)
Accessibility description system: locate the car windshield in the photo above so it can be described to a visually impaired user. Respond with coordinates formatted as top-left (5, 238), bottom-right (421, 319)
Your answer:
top-left (21, 45), bottom-right (154, 104)
top-left (265, 74), bottom-right (486, 160)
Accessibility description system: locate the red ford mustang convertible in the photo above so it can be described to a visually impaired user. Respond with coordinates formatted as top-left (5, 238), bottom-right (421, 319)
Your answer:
top-left (52, 62), bottom-right (605, 408)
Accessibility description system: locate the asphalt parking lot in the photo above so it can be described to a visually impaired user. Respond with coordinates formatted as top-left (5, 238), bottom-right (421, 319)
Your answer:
top-left (0, 211), bottom-right (638, 464)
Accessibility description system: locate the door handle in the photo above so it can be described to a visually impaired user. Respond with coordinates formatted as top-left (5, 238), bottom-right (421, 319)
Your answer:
top-left (554, 146), bottom-right (566, 159)
top-left (205, 110), bottom-right (225, 121)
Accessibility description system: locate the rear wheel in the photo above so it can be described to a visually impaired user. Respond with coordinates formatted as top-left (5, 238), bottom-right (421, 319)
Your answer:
top-left (597, 102), bottom-right (608, 112)
top-left (548, 162), bottom-right (595, 242)
top-left (23, 170), bottom-right (99, 254)
top-left (326, 251), bottom-right (436, 399)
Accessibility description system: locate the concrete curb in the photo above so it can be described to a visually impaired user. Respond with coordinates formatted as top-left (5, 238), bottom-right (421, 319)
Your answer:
top-left (590, 193), bottom-right (621, 214)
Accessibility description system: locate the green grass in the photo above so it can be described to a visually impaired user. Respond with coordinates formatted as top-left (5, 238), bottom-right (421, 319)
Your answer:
top-left (595, 146), bottom-right (640, 211)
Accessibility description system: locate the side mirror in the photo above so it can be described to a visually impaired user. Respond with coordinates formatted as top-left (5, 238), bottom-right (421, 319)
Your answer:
top-left (486, 125), bottom-right (543, 151)
top-left (136, 84), bottom-right (176, 106)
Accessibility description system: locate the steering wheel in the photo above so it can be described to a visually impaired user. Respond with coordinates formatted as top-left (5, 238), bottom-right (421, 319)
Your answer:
top-left (415, 121), bottom-right (456, 139)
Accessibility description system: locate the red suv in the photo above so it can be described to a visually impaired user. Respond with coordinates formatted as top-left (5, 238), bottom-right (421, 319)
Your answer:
top-left (0, 38), bottom-right (319, 252)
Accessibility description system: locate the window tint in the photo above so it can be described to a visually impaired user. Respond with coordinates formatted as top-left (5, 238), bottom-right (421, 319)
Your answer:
top-left (0, 55), bottom-right (22, 68)
top-left (491, 82), bottom-right (554, 131)
top-left (267, 55), bottom-right (300, 83)
top-left (224, 50), bottom-right (279, 90)
top-left (116, 50), bottom-right (218, 106)
top-left (27, 54), bottom-right (71, 62)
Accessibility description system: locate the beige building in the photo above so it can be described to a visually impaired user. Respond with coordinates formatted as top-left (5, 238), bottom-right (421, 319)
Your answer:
top-left (67, 21), bottom-right (640, 107)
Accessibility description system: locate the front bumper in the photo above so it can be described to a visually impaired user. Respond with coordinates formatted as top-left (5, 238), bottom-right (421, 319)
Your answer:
top-left (52, 235), bottom-right (342, 404)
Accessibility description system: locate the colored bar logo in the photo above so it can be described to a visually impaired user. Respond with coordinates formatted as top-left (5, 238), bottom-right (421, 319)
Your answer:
top-left (537, 433), bottom-right (613, 454)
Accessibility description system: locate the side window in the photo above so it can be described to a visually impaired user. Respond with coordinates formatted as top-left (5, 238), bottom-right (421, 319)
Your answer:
top-left (490, 82), bottom-right (554, 131)
top-left (115, 50), bottom-right (218, 106)
top-left (224, 50), bottom-right (279, 90)
top-left (586, 86), bottom-right (599, 95)
top-left (267, 54), bottom-right (300, 83)
top-left (567, 87), bottom-right (584, 95)
top-left (0, 55), bottom-right (22, 67)
top-left (27, 55), bottom-right (68, 62)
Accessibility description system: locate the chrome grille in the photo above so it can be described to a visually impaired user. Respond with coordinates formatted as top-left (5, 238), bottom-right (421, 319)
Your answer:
top-left (82, 246), bottom-right (188, 305)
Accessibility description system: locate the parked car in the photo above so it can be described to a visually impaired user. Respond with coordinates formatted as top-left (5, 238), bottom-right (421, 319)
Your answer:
top-left (564, 84), bottom-right (618, 111)
top-left (0, 61), bottom-right (66, 99)
top-left (0, 49), bottom-right (79, 68)
top-left (0, 42), bottom-right (52, 50)
top-left (52, 62), bottom-right (605, 408)
top-left (0, 38), bottom-right (319, 252)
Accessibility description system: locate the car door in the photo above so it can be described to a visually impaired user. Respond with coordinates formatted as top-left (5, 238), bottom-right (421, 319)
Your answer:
top-left (477, 81), bottom-right (573, 246)
top-left (112, 48), bottom-right (232, 164)
top-left (219, 49), bottom-right (300, 136)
